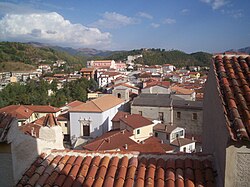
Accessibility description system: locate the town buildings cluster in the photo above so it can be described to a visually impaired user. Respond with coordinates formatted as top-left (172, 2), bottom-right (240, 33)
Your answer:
top-left (0, 53), bottom-right (249, 186)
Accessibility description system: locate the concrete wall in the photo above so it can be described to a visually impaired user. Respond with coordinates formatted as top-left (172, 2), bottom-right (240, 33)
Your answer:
top-left (131, 106), bottom-right (172, 124)
top-left (0, 143), bottom-right (13, 187)
top-left (203, 64), bottom-right (230, 187)
top-left (173, 108), bottom-right (202, 135)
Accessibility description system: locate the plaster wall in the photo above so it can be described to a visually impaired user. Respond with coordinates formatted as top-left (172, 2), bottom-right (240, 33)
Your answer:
top-left (70, 103), bottom-right (123, 139)
top-left (203, 64), bottom-right (230, 187)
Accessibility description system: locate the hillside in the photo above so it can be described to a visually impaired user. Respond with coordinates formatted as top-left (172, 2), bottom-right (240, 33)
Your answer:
top-left (105, 49), bottom-right (212, 67)
top-left (0, 42), bottom-right (87, 72)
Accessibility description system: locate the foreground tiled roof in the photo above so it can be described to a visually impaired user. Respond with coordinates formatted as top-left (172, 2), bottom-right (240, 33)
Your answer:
top-left (213, 55), bottom-right (250, 141)
top-left (69, 95), bottom-right (124, 113)
top-left (17, 150), bottom-right (216, 187)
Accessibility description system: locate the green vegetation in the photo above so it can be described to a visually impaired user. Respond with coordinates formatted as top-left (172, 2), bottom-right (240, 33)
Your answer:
top-left (0, 61), bottom-right (36, 72)
top-left (0, 78), bottom-right (98, 108)
top-left (106, 48), bottom-right (212, 67)
top-left (0, 42), bottom-right (86, 72)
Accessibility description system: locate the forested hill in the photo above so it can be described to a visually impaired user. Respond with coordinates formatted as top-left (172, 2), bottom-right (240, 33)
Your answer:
top-left (0, 42), bottom-right (212, 72)
top-left (0, 42), bottom-right (87, 72)
top-left (106, 49), bottom-right (212, 67)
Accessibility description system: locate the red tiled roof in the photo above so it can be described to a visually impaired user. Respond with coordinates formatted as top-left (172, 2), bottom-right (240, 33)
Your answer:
top-left (213, 55), bottom-right (250, 141)
top-left (19, 114), bottom-right (60, 138)
top-left (111, 111), bottom-right (129, 122)
top-left (83, 129), bottom-right (135, 151)
top-left (127, 136), bottom-right (175, 153)
top-left (120, 114), bottom-right (153, 129)
top-left (69, 95), bottom-right (124, 113)
top-left (0, 105), bottom-right (33, 119)
top-left (25, 105), bottom-right (61, 113)
top-left (17, 150), bottom-right (216, 187)
top-left (66, 100), bottom-right (84, 108)
top-left (144, 80), bottom-right (171, 89)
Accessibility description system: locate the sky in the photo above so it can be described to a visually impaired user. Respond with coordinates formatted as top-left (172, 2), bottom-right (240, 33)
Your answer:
top-left (0, 0), bottom-right (249, 53)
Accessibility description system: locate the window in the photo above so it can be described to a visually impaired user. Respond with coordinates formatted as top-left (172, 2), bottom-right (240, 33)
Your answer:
top-left (155, 132), bottom-right (158, 137)
top-left (117, 93), bottom-right (121, 98)
top-left (183, 147), bottom-right (186, 152)
top-left (177, 112), bottom-right (181, 119)
top-left (192, 113), bottom-right (198, 120)
top-left (166, 134), bottom-right (169, 140)
top-left (139, 111), bottom-right (142, 116)
top-left (159, 112), bottom-right (164, 121)
top-left (136, 129), bottom-right (140, 134)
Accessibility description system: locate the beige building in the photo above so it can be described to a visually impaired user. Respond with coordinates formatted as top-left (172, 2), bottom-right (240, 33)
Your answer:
top-left (203, 55), bottom-right (250, 187)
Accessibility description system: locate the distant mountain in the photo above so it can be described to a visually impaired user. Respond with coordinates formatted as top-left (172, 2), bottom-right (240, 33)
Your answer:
top-left (238, 47), bottom-right (250, 54)
top-left (226, 46), bottom-right (250, 54)
top-left (27, 42), bottom-right (113, 57)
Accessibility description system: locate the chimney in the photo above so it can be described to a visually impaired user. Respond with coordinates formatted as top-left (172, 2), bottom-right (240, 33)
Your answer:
top-left (141, 140), bottom-right (145, 144)
top-left (124, 115), bottom-right (128, 118)
top-left (161, 139), bottom-right (164, 144)
top-left (31, 127), bottom-right (34, 136)
top-left (124, 144), bottom-right (128, 150)
top-left (192, 136), bottom-right (195, 141)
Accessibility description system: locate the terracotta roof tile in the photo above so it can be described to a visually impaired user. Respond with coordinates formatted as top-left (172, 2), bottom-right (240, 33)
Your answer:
top-left (17, 150), bottom-right (216, 187)
top-left (214, 55), bottom-right (250, 141)
top-left (69, 94), bottom-right (124, 112)
top-left (120, 114), bottom-right (153, 129)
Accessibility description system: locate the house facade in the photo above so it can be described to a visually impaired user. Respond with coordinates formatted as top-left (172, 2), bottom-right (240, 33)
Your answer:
top-left (69, 95), bottom-right (124, 142)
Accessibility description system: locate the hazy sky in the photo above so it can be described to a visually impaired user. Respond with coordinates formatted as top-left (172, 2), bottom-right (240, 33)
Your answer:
top-left (0, 0), bottom-right (249, 53)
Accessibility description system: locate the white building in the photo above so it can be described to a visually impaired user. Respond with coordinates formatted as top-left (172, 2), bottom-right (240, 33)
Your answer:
top-left (69, 95), bottom-right (125, 142)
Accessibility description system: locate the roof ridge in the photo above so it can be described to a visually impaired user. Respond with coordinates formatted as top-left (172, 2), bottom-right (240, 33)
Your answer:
top-left (91, 99), bottom-right (104, 112)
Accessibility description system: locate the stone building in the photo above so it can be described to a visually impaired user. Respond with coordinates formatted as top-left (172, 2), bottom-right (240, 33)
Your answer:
top-left (131, 94), bottom-right (203, 136)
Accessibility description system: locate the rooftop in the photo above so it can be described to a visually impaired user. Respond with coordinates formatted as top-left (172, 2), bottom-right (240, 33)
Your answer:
top-left (17, 150), bottom-right (216, 187)
top-left (213, 55), bottom-right (250, 141)
top-left (120, 114), bottom-right (153, 129)
top-left (69, 95), bottom-right (124, 113)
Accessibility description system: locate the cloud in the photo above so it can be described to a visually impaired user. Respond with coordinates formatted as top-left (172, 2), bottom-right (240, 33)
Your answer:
top-left (137, 12), bottom-right (153, 19)
top-left (200, 0), bottom-right (228, 10)
top-left (163, 18), bottom-right (176, 24)
top-left (180, 9), bottom-right (190, 15)
top-left (150, 23), bottom-right (160, 28)
top-left (222, 9), bottom-right (243, 19)
top-left (92, 12), bottom-right (138, 29)
top-left (0, 12), bottom-right (111, 48)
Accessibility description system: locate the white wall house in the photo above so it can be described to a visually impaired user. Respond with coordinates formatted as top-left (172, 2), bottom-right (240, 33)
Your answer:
top-left (69, 95), bottom-right (124, 142)
top-left (153, 124), bottom-right (195, 153)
